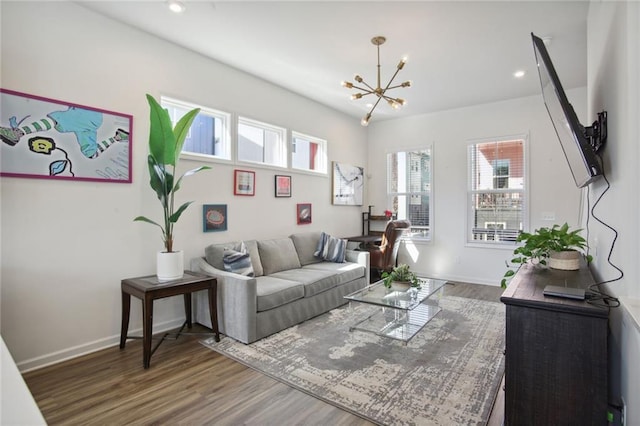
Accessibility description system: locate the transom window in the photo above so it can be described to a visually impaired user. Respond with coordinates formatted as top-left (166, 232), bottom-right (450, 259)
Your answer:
top-left (291, 131), bottom-right (327, 174)
top-left (161, 97), bottom-right (231, 161)
top-left (387, 149), bottom-right (432, 240)
top-left (467, 137), bottom-right (527, 244)
top-left (237, 117), bottom-right (287, 168)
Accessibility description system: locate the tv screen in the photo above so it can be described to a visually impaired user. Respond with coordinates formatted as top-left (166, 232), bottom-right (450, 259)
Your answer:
top-left (532, 32), bottom-right (602, 188)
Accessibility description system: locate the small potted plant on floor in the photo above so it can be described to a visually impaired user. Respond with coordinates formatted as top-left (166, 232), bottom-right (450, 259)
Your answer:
top-left (501, 222), bottom-right (592, 288)
top-left (382, 264), bottom-right (420, 291)
top-left (134, 94), bottom-right (210, 280)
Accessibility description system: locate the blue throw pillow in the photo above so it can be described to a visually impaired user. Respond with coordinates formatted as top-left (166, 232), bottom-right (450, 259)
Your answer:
top-left (314, 232), bottom-right (347, 263)
top-left (223, 242), bottom-right (255, 277)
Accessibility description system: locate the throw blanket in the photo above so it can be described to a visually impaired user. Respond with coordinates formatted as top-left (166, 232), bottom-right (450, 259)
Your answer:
top-left (314, 232), bottom-right (347, 263)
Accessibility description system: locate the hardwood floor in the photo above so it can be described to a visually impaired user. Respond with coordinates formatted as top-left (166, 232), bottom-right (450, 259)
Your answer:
top-left (23, 282), bottom-right (505, 425)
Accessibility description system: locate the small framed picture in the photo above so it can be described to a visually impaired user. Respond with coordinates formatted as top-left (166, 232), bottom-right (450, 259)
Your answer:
top-left (275, 175), bottom-right (291, 197)
top-left (203, 204), bottom-right (227, 232)
top-left (297, 203), bottom-right (312, 225)
top-left (234, 169), bottom-right (255, 196)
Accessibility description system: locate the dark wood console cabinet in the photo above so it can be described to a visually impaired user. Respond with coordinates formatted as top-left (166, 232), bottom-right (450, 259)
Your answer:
top-left (500, 261), bottom-right (609, 425)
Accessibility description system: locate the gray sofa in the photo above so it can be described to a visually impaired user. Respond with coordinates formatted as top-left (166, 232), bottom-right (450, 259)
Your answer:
top-left (191, 231), bottom-right (369, 344)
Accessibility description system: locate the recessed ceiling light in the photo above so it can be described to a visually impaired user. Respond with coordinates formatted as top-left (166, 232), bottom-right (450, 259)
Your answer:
top-left (168, 0), bottom-right (186, 13)
top-left (513, 70), bottom-right (526, 78)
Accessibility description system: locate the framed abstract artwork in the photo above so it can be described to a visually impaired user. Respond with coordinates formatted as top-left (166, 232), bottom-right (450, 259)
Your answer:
top-left (297, 203), bottom-right (312, 225)
top-left (275, 174), bottom-right (291, 197)
top-left (234, 169), bottom-right (255, 196)
top-left (332, 161), bottom-right (364, 206)
top-left (203, 204), bottom-right (227, 232)
top-left (0, 88), bottom-right (133, 183)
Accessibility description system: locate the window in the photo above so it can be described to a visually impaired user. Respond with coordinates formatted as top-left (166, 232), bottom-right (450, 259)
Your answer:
top-left (237, 117), bottom-right (287, 168)
top-left (468, 137), bottom-right (526, 244)
top-left (291, 131), bottom-right (327, 174)
top-left (161, 97), bottom-right (231, 161)
top-left (387, 149), bottom-right (432, 240)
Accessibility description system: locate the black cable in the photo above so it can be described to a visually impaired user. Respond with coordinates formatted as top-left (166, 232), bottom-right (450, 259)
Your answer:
top-left (585, 153), bottom-right (622, 308)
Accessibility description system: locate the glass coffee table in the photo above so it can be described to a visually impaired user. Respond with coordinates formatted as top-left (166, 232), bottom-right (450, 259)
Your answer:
top-left (344, 277), bottom-right (446, 343)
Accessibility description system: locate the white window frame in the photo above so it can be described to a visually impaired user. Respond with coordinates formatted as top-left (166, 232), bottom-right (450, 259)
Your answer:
top-left (387, 147), bottom-right (433, 242)
top-left (237, 116), bottom-right (287, 169)
top-left (161, 96), bottom-right (231, 163)
top-left (291, 131), bottom-right (328, 175)
top-left (466, 135), bottom-right (529, 247)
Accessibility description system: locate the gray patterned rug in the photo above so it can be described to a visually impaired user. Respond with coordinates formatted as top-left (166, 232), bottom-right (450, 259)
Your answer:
top-left (201, 295), bottom-right (505, 425)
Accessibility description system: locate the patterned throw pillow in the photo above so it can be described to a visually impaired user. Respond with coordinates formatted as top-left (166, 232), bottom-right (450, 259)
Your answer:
top-left (313, 232), bottom-right (347, 263)
top-left (223, 241), bottom-right (255, 277)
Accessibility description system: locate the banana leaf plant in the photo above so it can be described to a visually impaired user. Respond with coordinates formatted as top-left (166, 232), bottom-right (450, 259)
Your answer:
top-left (134, 94), bottom-right (210, 252)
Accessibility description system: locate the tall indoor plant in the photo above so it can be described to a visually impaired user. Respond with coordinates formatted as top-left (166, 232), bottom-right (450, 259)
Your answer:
top-left (501, 222), bottom-right (592, 287)
top-left (134, 94), bottom-right (210, 280)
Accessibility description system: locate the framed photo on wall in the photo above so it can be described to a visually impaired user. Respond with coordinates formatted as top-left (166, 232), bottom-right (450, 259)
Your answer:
top-left (234, 169), bottom-right (255, 196)
top-left (275, 174), bottom-right (291, 197)
top-left (332, 161), bottom-right (364, 206)
top-left (203, 204), bottom-right (227, 232)
top-left (0, 88), bottom-right (133, 183)
top-left (297, 203), bottom-right (312, 225)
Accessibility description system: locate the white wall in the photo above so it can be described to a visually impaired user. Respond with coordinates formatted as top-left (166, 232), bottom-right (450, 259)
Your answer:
top-left (588, 1), bottom-right (640, 423)
top-left (366, 89), bottom-right (587, 285)
top-left (0, 2), bottom-right (367, 369)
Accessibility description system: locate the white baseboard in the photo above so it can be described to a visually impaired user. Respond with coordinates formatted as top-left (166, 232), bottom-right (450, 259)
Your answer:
top-left (17, 318), bottom-right (186, 373)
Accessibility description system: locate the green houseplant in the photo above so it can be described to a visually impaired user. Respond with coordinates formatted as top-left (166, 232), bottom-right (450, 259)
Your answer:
top-left (134, 94), bottom-right (210, 279)
top-left (381, 264), bottom-right (420, 291)
top-left (501, 222), bottom-right (592, 288)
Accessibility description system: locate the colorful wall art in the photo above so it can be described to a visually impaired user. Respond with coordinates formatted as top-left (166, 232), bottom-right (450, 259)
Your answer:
top-left (0, 89), bottom-right (133, 183)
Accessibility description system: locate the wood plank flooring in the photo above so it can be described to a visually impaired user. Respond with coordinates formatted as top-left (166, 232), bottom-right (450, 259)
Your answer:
top-left (23, 282), bottom-right (505, 425)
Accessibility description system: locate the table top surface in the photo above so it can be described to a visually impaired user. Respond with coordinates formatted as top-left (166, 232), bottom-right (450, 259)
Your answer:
top-left (121, 271), bottom-right (214, 292)
top-left (344, 277), bottom-right (446, 311)
top-left (344, 235), bottom-right (382, 243)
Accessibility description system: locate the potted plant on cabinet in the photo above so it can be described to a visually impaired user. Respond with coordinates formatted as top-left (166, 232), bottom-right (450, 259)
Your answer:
top-left (134, 94), bottom-right (210, 280)
top-left (382, 264), bottom-right (420, 291)
top-left (501, 222), bottom-right (592, 288)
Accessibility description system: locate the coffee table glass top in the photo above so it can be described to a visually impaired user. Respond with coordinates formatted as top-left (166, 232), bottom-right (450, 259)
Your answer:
top-left (344, 277), bottom-right (447, 343)
top-left (344, 277), bottom-right (446, 310)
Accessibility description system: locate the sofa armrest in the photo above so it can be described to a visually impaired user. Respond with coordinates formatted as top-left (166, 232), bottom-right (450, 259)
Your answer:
top-left (345, 249), bottom-right (370, 284)
top-left (190, 257), bottom-right (257, 343)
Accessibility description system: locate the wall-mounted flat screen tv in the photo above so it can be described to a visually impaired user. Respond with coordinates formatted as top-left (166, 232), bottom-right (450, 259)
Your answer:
top-left (532, 32), bottom-right (604, 188)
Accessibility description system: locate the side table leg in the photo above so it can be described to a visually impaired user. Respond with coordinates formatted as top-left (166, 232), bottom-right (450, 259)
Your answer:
top-left (143, 294), bottom-right (154, 369)
top-left (183, 293), bottom-right (192, 329)
top-left (208, 286), bottom-right (220, 342)
top-left (120, 291), bottom-right (131, 349)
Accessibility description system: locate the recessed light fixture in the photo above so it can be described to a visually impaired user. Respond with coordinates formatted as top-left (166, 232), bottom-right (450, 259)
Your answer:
top-left (168, 0), bottom-right (186, 13)
top-left (514, 70), bottom-right (526, 78)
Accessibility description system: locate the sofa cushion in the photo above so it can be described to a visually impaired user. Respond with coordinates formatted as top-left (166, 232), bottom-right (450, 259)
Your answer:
top-left (258, 238), bottom-right (302, 275)
top-left (271, 268), bottom-right (342, 297)
top-left (290, 232), bottom-right (323, 266)
top-left (303, 261), bottom-right (365, 284)
top-left (314, 232), bottom-right (347, 263)
top-left (223, 242), bottom-right (254, 277)
top-left (205, 240), bottom-right (264, 277)
top-left (255, 276), bottom-right (304, 312)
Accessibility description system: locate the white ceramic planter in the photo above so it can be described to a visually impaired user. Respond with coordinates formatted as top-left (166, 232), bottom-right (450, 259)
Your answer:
top-left (157, 250), bottom-right (184, 281)
top-left (391, 281), bottom-right (411, 292)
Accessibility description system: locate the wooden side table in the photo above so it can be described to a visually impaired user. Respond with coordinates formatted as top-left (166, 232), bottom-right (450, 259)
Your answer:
top-left (120, 271), bottom-right (219, 369)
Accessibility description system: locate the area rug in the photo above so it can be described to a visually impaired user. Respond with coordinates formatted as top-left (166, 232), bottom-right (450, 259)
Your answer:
top-left (201, 295), bottom-right (505, 425)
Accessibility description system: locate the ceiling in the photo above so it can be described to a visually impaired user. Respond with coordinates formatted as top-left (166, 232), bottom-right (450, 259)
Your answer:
top-left (78, 1), bottom-right (589, 124)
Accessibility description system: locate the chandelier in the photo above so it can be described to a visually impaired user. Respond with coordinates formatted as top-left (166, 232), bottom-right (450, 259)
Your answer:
top-left (342, 36), bottom-right (411, 126)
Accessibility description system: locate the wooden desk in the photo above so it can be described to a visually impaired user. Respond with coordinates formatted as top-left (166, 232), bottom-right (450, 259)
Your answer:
top-left (120, 271), bottom-right (219, 369)
top-left (345, 235), bottom-right (382, 246)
